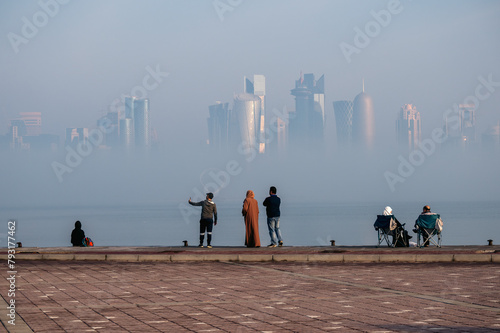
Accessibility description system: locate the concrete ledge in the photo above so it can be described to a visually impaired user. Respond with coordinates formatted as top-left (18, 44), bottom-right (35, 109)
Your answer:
top-left (379, 254), bottom-right (417, 263)
top-left (138, 254), bottom-right (172, 262)
top-left (307, 254), bottom-right (344, 262)
top-left (416, 254), bottom-right (454, 262)
top-left (492, 254), bottom-right (500, 263)
top-left (238, 254), bottom-right (273, 262)
top-left (74, 254), bottom-right (106, 261)
top-left (171, 254), bottom-right (207, 261)
top-left (16, 253), bottom-right (44, 260)
top-left (344, 254), bottom-right (380, 263)
top-left (106, 254), bottom-right (139, 262)
top-left (273, 254), bottom-right (309, 262)
top-left (453, 254), bottom-right (492, 262)
top-left (42, 254), bottom-right (75, 260)
top-left (208, 254), bottom-right (240, 262)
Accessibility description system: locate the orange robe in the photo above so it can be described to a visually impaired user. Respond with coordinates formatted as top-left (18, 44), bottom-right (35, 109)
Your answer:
top-left (242, 190), bottom-right (260, 247)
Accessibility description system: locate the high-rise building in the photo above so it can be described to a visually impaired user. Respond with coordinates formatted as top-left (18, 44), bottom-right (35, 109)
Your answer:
top-left (396, 104), bottom-right (421, 150)
top-left (207, 101), bottom-right (230, 152)
top-left (123, 96), bottom-right (150, 150)
top-left (244, 75), bottom-right (266, 153)
top-left (97, 111), bottom-right (120, 148)
top-left (19, 112), bottom-right (41, 136)
top-left (9, 119), bottom-right (27, 150)
top-left (333, 100), bottom-right (353, 146)
top-left (351, 82), bottom-right (374, 149)
top-left (231, 94), bottom-right (261, 151)
top-left (65, 128), bottom-right (89, 147)
top-left (289, 72), bottom-right (325, 148)
top-left (444, 104), bottom-right (476, 147)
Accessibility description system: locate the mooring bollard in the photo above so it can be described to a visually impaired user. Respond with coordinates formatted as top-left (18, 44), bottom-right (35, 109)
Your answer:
top-left (183, 240), bottom-right (188, 247)
top-left (330, 240), bottom-right (335, 246)
top-left (487, 239), bottom-right (493, 246)
top-left (16, 242), bottom-right (22, 248)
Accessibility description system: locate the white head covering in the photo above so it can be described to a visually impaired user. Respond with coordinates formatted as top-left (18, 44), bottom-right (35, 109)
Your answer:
top-left (383, 206), bottom-right (392, 216)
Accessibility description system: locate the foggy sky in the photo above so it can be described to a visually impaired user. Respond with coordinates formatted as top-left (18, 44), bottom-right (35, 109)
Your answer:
top-left (1, 0), bottom-right (499, 208)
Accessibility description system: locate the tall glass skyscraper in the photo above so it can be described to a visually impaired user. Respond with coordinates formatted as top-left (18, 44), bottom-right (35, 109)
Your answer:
top-left (244, 75), bottom-right (266, 153)
top-left (231, 94), bottom-right (261, 151)
top-left (207, 102), bottom-right (230, 152)
top-left (396, 104), bottom-right (421, 151)
top-left (333, 100), bottom-right (353, 146)
top-left (123, 96), bottom-right (150, 150)
top-left (351, 84), bottom-right (374, 149)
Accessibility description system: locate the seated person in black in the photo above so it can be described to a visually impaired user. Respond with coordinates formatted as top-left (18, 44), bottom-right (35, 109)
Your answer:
top-left (71, 221), bottom-right (85, 247)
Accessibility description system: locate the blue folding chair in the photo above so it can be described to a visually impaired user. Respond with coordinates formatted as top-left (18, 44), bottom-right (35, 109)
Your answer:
top-left (374, 215), bottom-right (395, 247)
top-left (415, 214), bottom-right (442, 248)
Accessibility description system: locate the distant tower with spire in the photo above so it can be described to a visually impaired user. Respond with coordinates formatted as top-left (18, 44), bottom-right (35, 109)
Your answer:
top-left (351, 80), bottom-right (375, 149)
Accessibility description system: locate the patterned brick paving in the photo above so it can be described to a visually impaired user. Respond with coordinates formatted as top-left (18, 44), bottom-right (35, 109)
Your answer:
top-left (1, 261), bottom-right (499, 332)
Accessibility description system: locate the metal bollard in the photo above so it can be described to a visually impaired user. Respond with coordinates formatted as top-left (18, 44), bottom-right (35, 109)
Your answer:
top-left (487, 239), bottom-right (493, 246)
top-left (16, 242), bottom-right (22, 248)
top-left (183, 240), bottom-right (188, 247)
top-left (330, 240), bottom-right (335, 246)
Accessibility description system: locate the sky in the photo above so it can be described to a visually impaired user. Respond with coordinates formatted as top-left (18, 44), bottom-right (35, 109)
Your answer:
top-left (0, 0), bottom-right (499, 207)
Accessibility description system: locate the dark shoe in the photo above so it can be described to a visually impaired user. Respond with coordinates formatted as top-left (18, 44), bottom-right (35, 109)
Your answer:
top-left (278, 241), bottom-right (283, 247)
top-left (267, 244), bottom-right (277, 248)
top-left (198, 244), bottom-right (204, 248)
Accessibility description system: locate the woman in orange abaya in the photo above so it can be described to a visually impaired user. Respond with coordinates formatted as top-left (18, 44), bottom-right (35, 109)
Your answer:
top-left (242, 190), bottom-right (261, 247)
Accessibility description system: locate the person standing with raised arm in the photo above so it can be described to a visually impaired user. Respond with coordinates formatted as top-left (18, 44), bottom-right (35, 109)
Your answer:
top-left (189, 193), bottom-right (217, 248)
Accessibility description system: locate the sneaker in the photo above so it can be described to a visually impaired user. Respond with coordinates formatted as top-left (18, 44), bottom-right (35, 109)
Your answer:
top-left (198, 244), bottom-right (204, 248)
top-left (278, 241), bottom-right (283, 247)
top-left (207, 245), bottom-right (212, 248)
top-left (267, 244), bottom-right (277, 248)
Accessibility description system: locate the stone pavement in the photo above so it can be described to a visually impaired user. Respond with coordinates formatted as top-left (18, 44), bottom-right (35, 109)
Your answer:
top-left (0, 260), bottom-right (499, 332)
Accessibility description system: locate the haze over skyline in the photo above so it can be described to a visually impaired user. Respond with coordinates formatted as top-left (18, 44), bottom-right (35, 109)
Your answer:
top-left (1, 0), bottom-right (499, 208)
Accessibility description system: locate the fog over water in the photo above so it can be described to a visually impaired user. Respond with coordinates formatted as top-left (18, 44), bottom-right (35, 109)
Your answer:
top-left (1, 0), bottom-right (499, 214)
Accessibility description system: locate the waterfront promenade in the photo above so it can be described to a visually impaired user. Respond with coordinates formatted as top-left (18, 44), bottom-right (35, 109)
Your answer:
top-left (1, 246), bottom-right (499, 332)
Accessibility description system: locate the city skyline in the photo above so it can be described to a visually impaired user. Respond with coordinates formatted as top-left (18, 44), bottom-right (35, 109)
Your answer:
top-left (1, 1), bottom-right (499, 208)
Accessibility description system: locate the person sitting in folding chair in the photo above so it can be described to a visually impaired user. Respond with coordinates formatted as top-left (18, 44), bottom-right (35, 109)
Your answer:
top-left (374, 206), bottom-right (410, 247)
top-left (414, 205), bottom-right (443, 248)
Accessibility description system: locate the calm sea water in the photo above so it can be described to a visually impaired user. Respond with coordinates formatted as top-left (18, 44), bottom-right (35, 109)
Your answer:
top-left (1, 201), bottom-right (499, 247)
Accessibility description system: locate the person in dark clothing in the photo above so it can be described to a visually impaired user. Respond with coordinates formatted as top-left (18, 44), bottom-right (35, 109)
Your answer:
top-left (189, 193), bottom-right (218, 248)
top-left (263, 186), bottom-right (283, 247)
top-left (71, 220), bottom-right (85, 247)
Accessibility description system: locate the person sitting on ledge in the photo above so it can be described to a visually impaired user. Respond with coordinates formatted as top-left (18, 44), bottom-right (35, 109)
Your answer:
top-left (71, 220), bottom-right (85, 247)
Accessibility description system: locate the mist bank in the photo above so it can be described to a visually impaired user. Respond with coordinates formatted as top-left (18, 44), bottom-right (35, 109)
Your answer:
top-left (1, 142), bottom-right (498, 210)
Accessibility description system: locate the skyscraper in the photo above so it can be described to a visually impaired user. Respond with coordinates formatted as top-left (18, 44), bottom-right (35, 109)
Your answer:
top-left (289, 72), bottom-right (325, 148)
top-left (123, 96), bottom-right (150, 150)
top-left (444, 103), bottom-right (476, 147)
top-left (65, 128), bottom-right (89, 147)
top-left (396, 104), bottom-right (421, 150)
top-left (19, 112), bottom-right (41, 136)
top-left (207, 101), bottom-right (230, 152)
top-left (351, 83), bottom-right (374, 149)
top-left (231, 94), bottom-right (261, 151)
top-left (333, 100), bottom-right (353, 146)
top-left (244, 75), bottom-right (266, 153)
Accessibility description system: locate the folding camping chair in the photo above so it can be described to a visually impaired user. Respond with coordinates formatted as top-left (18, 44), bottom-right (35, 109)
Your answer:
top-left (374, 215), bottom-right (406, 247)
top-left (415, 214), bottom-right (442, 248)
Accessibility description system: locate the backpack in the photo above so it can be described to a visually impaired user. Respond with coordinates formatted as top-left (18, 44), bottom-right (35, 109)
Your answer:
top-left (82, 237), bottom-right (94, 247)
